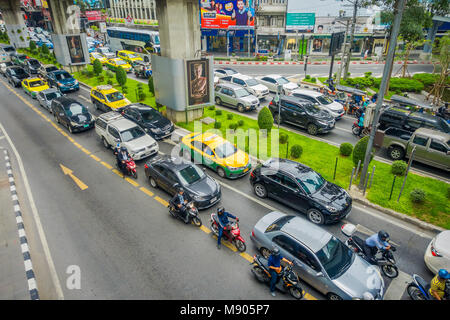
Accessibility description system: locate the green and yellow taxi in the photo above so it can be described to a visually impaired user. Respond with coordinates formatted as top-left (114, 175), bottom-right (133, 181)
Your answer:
top-left (90, 52), bottom-right (107, 64)
top-left (21, 77), bottom-right (50, 99)
top-left (105, 57), bottom-right (132, 73)
top-left (90, 85), bottom-right (131, 112)
top-left (180, 132), bottom-right (251, 179)
top-left (117, 50), bottom-right (143, 65)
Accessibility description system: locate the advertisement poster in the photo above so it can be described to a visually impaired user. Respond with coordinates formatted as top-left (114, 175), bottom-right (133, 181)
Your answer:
top-left (312, 38), bottom-right (323, 52)
top-left (200, 0), bottom-right (255, 29)
top-left (66, 35), bottom-right (85, 64)
top-left (186, 59), bottom-right (210, 106)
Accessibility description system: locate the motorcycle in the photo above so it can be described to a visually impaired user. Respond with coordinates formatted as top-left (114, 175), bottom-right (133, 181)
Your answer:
top-left (117, 158), bottom-right (138, 179)
top-left (352, 121), bottom-right (363, 136)
top-left (168, 200), bottom-right (202, 227)
top-left (407, 274), bottom-right (450, 300)
top-left (251, 254), bottom-right (304, 300)
top-left (210, 213), bottom-right (246, 252)
top-left (341, 224), bottom-right (399, 278)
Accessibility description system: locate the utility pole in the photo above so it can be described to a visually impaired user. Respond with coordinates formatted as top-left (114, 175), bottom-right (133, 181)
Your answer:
top-left (358, 0), bottom-right (407, 190)
top-left (336, 18), bottom-right (350, 84)
top-left (343, 0), bottom-right (358, 80)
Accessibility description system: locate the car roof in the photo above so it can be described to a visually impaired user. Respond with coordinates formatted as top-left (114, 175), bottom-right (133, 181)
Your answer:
top-left (190, 131), bottom-right (227, 149)
top-left (126, 103), bottom-right (159, 112)
top-left (54, 96), bottom-right (80, 105)
top-left (41, 88), bottom-right (60, 94)
top-left (265, 74), bottom-right (282, 79)
top-left (216, 82), bottom-right (242, 90)
top-left (410, 112), bottom-right (441, 122)
top-left (279, 95), bottom-right (315, 106)
top-left (233, 74), bottom-right (252, 80)
top-left (149, 155), bottom-right (193, 171)
top-left (111, 118), bottom-right (138, 131)
top-left (94, 85), bottom-right (117, 94)
top-left (28, 77), bottom-right (44, 82)
top-left (291, 89), bottom-right (322, 97)
top-left (262, 158), bottom-right (313, 176)
top-left (414, 128), bottom-right (450, 141)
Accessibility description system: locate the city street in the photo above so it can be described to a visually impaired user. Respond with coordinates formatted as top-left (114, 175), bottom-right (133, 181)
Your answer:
top-left (0, 75), bottom-right (440, 300)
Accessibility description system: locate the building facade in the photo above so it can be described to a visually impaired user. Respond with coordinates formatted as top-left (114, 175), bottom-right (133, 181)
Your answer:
top-left (255, 0), bottom-right (287, 55)
top-left (109, 0), bottom-right (157, 21)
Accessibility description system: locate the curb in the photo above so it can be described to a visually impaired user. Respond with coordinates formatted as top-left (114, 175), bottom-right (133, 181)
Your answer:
top-left (2, 149), bottom-right (40, 300)
top-left (214, 60), bottom-right (433, 66)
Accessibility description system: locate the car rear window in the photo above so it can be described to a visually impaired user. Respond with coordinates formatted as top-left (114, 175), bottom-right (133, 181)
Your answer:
top-left (265, 215), bottom-right (294, 233)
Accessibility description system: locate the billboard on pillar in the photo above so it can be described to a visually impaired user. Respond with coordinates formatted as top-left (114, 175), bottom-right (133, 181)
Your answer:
top-left (199, 0), bottom-right (255, 29)
top-left (186, 59), bottom-right (210, 107)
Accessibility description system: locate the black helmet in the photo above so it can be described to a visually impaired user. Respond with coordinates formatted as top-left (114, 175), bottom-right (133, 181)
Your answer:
top-left (272, 247), bottom-right (280, 257)
top-left (120, 146), bottom-right (127, 152)
top-left (217, 207), bottom-right (225, 215)
top-left (178, 187), bottom-right (184, 193)
top-left (378, 230), bottom-right (389, 242)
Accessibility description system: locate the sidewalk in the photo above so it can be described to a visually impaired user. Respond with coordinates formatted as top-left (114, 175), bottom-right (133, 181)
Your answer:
top-left (213, 59), bottom-right (432, 66)
top-left (0, 146), bottom-right (37, 300)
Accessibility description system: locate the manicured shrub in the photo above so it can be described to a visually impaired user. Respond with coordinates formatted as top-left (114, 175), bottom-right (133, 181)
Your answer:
top-left (364, 71), bottom-right (372, 77)
top-left (215, 110), bottom-right (222, 116)
top-left (305, 75), bottom-right (311, 79)
top-left (29, 40), bottom-right (36, 52)
top-left (214, 121), bottom-right (222, 129)
top-left (257, 107), bottom-right (273, 132)
top-left (410, 188), bottom-right (426, 204)
top-left (391, 160), bottom-right (407, 176)
top-left (352, 136), bottom-right (374, 167)
top-left (93, 59), bottom-right (103, 77)
top-left (41, 43), bottom-right (49, 55)
top-left (227, 113), bottom-right (234, 120)
top-left (228, 123), bottom-right (237, 130)
top-left (279, 133), bottom-right (289, 144)
top-left (97, 74), bottom-right (104, 83)
top-left (208, 105), bottom-right (215, 110)
top-left (237, 120), bottom-right (244, 127)
top-left (339, 142), bottom-right (353, 156)
top-left (310, 77), bottom-right (317, 83)
top-left (115, 67), bottom-right (127, 88)
top-left (148, 76), bottom-right (154, 96)
top-left (290, 144), bottom-right (303, 159)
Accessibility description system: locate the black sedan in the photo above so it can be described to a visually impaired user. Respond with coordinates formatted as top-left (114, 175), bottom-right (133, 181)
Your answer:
top-left (51, 97), bottom-right (94, 133)
top-left (24, 58), bottom-right (41, 75)
top-left (5, 66), bottom-right (29, 87)
top-left (121, 103), bottom-right (174, 140)
top-left (249, 158), bottom-right (352, 225)
top-left (144, 155), bottom-right (221, 210)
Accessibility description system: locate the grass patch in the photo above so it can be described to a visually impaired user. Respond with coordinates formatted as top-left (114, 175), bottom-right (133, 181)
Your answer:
top-left (177, 107), bottom-right (450, 229)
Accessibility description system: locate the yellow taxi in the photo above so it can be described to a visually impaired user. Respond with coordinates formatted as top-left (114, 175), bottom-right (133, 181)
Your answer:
top-left (180, 132), bottom-right (251, 179)
top-left (90, 52), bottom-right (107, 64)
top-left (90, 85), bottom-right (131, 112)
top-left (117, 50), bottom-right (143, 65)
top-left (21, 77), bottom-right (50, 99)
top-left (105, 57), bottom-right (132, 73)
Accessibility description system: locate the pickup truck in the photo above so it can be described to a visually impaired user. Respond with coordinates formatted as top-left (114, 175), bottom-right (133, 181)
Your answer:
top-left (381, 127), bottom-right (450, 171)
top-left (95, 111), bottom-right (159, 160)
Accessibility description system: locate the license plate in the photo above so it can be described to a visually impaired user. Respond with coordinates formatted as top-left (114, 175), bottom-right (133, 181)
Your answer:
top-left (210, 197), bottom-right (217, 203)
top-left (83, 124), bottom-right (89, 128)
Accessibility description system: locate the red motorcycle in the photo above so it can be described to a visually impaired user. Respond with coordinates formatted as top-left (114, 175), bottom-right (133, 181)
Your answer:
top-left (210, 213), bottom-right (246, 252)
top-left (123, 158), bottom-right (138, 179)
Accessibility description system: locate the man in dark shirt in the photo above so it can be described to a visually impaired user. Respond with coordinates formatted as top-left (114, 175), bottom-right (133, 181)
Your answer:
top-left (231, 0), bottom-right (253, 26)
top-left (267, 247), bottom-right (293, 297)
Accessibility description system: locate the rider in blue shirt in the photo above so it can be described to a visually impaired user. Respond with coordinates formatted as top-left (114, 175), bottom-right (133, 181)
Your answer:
top-left (216, 207), bottom-right (237, 250)
top-left (364, 231), bottom-right (391, 264)
top-left (267, 247), bottom-right (293, 297)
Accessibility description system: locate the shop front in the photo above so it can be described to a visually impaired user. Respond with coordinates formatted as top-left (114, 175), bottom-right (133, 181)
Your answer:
top-left (202, 29), bottom-right (255, 55)
top-left (256, 34), bottom-right (285, 56)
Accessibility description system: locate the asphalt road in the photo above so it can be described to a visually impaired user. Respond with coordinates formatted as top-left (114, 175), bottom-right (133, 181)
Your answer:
top-left (0, 75), bottom-right (440, 300)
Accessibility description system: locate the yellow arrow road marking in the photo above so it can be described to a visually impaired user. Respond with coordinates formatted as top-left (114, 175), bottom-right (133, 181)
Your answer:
top-left (59, 164), bottom-right (88, 190)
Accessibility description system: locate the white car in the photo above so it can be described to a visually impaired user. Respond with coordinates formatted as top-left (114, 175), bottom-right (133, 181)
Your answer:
top-left (219, 74), bottom-right (270, 100)
top-left (214, 67), bottom-right (240, 79)
top-left (257, 74), bottom-right (299, 95)
top-left (424, 230), bottom-right (450, 275)
top-left (289, 88), bottom-right (345, 120)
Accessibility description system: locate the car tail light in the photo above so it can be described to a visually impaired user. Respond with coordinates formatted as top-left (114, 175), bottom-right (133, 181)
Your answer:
top-left (431, 244), bottom-right (442, 257)
top-left (251, 229), bottom-right (255, 237)
top-left (269, 101), bottom-right (273, 105)
top-left (26, 56), bottom-right (29, 59)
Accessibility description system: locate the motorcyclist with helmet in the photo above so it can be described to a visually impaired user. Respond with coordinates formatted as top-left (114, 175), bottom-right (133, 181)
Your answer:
top-left (117, 146), bottom-right (131, 176)
top-left (430, 269), bottom-right (450, 300)
top-left (216, 207), bottom-right (238, 250)
top-left (171, 187), bottom-right (191, 224)
top-left (267, 247), bottom-right (293, 297)
top-left (363, 230), bottom-right (391, 264)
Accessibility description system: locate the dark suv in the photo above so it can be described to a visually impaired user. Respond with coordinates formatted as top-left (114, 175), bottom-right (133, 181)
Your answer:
top-left (268, 95), bottom-right (335, 135)
top-left (379, 107), bottom-right (450, 134)
top-left (249, 158), bottom-right (352, 225)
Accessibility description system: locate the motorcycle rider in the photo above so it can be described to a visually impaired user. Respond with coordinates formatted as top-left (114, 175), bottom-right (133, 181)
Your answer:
top-left (267, 247), bottom-right (293, 297)
top-left (216, 207), bottom-right (237, 250)
top-left (363, 230), bottom-right (391, 264)
top-left (171, 187), bottom-right (190, 224)
top-left (429, 269), bottom-right (450, 300)
top-left (117, 146), bottom-right (131, 176)
top-left (356, 112), bottom-right (365, 137)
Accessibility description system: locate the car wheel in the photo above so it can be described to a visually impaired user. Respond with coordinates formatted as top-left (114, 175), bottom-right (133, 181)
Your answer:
top-left (237, 104), bottom-right (245, 113)
top-left (327, 293), bottom-right (343, 300)
top-left (102, 137), bottom-right (110, 149)
top-left (217, 166), bottom-right (226, 178)
top-left (215, 97), bottom-right (221, 106)
top-left (307, 208), bottom-right (325, 225)
top-left (260, 247), bottom-right (271, 258)
top-left (388, 146), bottom-right (405, 160)
top-left (307, 123), bottom-right (318, 136)
top-left (253, 183), bottom-right (267, 198)
top-left (149, 177), bottom-right (158, 188)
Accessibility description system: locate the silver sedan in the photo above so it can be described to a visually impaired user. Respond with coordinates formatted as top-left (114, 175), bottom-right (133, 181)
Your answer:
top-left (37, 88), bottom-right (63, 112)
top-left (250, 211), bottom-right (385, 300)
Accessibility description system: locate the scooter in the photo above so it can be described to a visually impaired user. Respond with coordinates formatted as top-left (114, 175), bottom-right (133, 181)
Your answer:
top-left (251, 254), bottom-right (304, 300)
top-left (168, 200), bottom-right (202, 227)
top-left (117, 158), bottom-right (138, 179)
top-left (210, 213), bottom-right (246, 252)
top-left (352, 121), bottom-right (363, 136)
top-left (341, 224), bottom-right (399, 278)
top-left (407, 274), bottom-right (450, 300)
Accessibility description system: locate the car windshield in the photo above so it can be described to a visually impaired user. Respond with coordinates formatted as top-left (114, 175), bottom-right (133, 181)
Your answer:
top-left (46, 67), bottom-right (58, 72)
top-left (214, 141), bottom-right (237, 158)
top-left (55, 72), bottom-right (73, 81)
top-left (11, 68), bottom-right (25, 75)
top-left (304, 104), bottom-right (323, 115)
top-left (4, 62), bottom-right (13, 67)
top-left (120, 126), bottom-right (146, 142)
top-left (317, 95), bottom-right (333, 105)
top-left (3, 47), bottom-right (14, 52)
top-left (18, 55), bottom-right (27, 60)
top-left (246, 79), bottom-right (259, 86)
top-left (276, 77), bottom-right (289, 84)
top-left (92, 53), bottom-right (102, 59)
top-left (45, 92), bottom-right (62, 100)
top-left (140, 109), bottom-right (160, 121)
top-left (106, 91), bottom-right (125, 102)
top-left (29, 80), bottom-right (45, 87)
top-left (225, 69), bottom-right (237, 75)
top-left (235, 88), bottom-right (250, 98)
top-left (177, 165), bottom-right (205, 186)
top-left (296, 171), bottom-right (325, 194)
top-left (65, 103), bottom-right (87, 116)
top-left (29, 60), bottom-right (40, 67)
top-left (316, 236), bottom-right (354, 279)
top-left (438, 118), bottom-right (450, 133)
top-left (128, 53), bottom-right (140, 59)
top-left (116, 60), bottom-right (127, 65)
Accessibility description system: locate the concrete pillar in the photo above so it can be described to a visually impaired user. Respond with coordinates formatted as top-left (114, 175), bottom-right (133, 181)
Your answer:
top-left (0, 0), bottom-right (29, 48)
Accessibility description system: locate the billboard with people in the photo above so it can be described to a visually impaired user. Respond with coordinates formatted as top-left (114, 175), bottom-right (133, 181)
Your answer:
top-left (186, 59), bottom-right (210, 106)
top-left (199, 0), bottom-right (255, 29)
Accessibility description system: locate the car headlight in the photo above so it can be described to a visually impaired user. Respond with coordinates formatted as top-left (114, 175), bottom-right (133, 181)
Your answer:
top-left (317, 120), bottom-right (328, 126)
top-left (326, 205), bottom-right (337, 212)
top-left (362, 292), bottom-right (374, 300)
top-left (150, 127), bottom-right (161, 133)
top-left (70, 121), bottom-right (78, 126)
top-left (133, 147), bottom-right (146, 153)
top-left (74, 80), bottom-right (78, 85)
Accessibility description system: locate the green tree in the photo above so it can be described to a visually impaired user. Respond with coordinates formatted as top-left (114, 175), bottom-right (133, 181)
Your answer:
top-left (41, 43), bottom-right (50, 55)
top-left (29, 40), bottom-right (36, 52)
top-left (148, 76), bottom-right (155, 96)
top-left (93, 59), bottom-right (103, 77)
top-left (352, 136), bottom-right (375, 168)
top-left (428, 32), bottom-right (449, 105)
top-left (257, 107), bottom-right (273, 132)
top-left (115, 67), bottom-right (127, 89)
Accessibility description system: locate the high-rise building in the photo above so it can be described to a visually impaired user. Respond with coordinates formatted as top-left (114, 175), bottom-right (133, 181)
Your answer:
top-left (109, 0), bottom-right (157, 22)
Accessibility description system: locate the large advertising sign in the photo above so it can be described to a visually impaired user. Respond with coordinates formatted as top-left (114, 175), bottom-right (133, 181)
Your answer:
top-left (186, 59), bottom-right (210, 106)
top-left (286, 13), bottom-right (315, 32)
top-left (199, 0), bottom-right (255, 29)
top-left (66, 35), bottom-right (86, 64)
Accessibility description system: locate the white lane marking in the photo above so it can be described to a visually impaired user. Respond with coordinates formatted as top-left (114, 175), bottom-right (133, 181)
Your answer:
top-left (0, 135), bottom-right (5, 140)
top-left (77, 95), bottom-right (91, 103)
top-left (0, 121), bottom-right (65, 300)
top-left (383, 270), bottom-right (411, 300)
